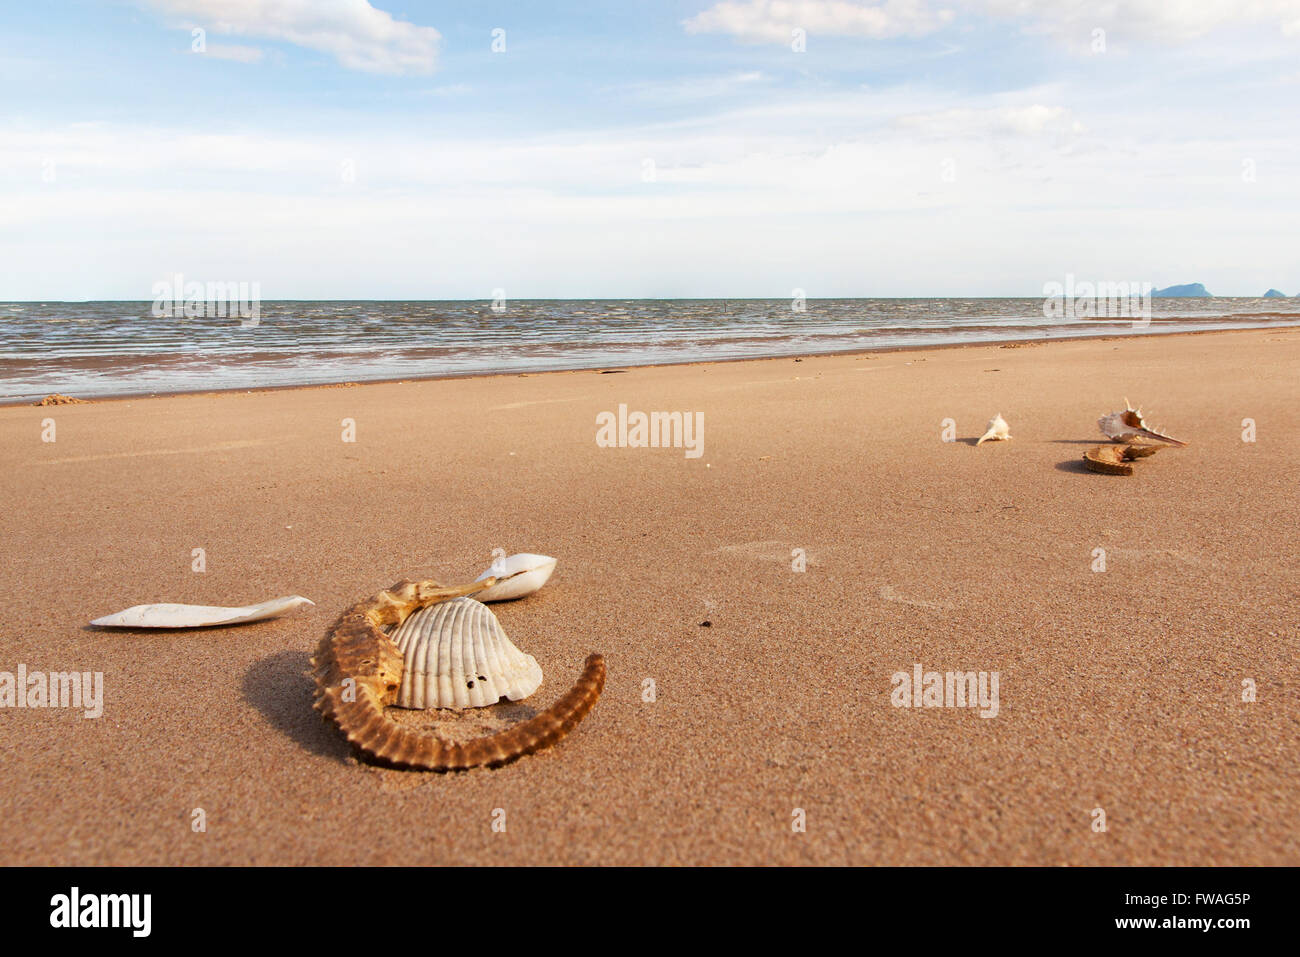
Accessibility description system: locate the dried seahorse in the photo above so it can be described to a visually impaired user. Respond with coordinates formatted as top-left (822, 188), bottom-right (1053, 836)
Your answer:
top-left (311, 578), bottom-right (604, 770)
top-left (1082, 444), bottom-right (1161, 476)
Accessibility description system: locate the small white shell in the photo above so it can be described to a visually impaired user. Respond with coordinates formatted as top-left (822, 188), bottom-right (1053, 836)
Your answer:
top-left (977, 413), bottom-right (1011, 445)
top-left (473, 553), bottom-right (557, 602)
top-left (90, 595), bottom-right (314, 628)
top-left (390, 597), bottom-right (542, 710)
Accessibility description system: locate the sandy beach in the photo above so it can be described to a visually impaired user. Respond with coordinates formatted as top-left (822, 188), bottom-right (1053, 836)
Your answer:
top-left (1, 327), bottom-right (1297, 866)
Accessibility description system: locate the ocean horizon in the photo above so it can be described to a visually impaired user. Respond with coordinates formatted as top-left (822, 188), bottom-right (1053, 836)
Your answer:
top-left (4, 296), bottom-right (1300, 403)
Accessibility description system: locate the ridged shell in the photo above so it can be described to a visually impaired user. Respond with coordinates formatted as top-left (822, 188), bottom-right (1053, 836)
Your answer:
top-left (390, 597), bottom-right (542, 709)
top-left (1082, 443), bottom-right (1163, 476)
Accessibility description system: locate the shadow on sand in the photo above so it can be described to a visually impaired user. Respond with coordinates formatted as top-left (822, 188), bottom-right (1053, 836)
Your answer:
top-left (1054, 457), bottom-right (1095, 474)
top-left (242, 649), bottom-right (352, 762)
top-left (242, 649), bottom-right (547, 768)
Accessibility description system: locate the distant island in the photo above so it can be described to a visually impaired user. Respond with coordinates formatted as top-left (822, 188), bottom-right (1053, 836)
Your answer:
top-left (1151, 283), bottom-right (1211, 298)
top-left (1262, 289), bottom-right (1287, 298)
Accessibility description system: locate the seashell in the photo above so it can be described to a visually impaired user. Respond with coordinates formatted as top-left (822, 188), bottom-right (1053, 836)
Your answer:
top-left (976, 413), bottom-right (1011, 445)
top-left (1082, 444), bottom-right (1162, 476)
top-left (390, 597), bottom-right (542, 709)
top-left (473, 552), bottom-right (557, 602)
top-left (311, 577), bottom-right (604, 770)
top-left (91, 595), bottom-right (313, 628)
top-left (1098, 399), bottom-right (1187, 446)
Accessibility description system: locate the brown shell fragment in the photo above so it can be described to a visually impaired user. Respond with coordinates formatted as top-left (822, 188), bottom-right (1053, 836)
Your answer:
top-left (1122, 444), bottom-right (1160, 459)
top-left (1082, 444), bottom-right (1162, 476)
top-left (311, 577), bottom-right (604, 770)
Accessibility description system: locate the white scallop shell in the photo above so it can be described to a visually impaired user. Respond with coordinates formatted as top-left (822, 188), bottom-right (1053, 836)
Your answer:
top-left (90, 595), bottom-right (314, 628)
top-left (390, 597), bottom-right (542, 709)
top-left (473, 552), bottom-right (557, 602)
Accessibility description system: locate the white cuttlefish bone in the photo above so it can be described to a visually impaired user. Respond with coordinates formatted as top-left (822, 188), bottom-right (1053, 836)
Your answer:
top-left (473, 553), bottom-right (557, 602)
top-left (977, 413), bottom-right (1012, 445)
top-left (90, 595), bottom-right (314, 629)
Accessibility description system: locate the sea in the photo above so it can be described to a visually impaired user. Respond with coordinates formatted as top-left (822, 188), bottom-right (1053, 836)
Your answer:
top-left (3, 297), bottom-right (1299, 404)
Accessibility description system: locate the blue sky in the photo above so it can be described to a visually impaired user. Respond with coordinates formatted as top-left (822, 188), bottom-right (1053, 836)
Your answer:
top-left (2, 0), bottom-right (1299, 299)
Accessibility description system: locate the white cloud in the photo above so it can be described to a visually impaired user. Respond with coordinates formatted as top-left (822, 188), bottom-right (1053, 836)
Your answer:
top-left (970, 0), bottom-right (1300, 41)
top-left (419, 83), bottom-right (472, 97)
top-left (3, 78), bottom-right (1298, 298)
top-left (896, 104), bottom-right (1081, 137)
top-left (684, 1), bottom-right (955, 43)
top-left (0, 88), bottom-right (1273, 231)
top-left (204, 43), bottom-right (265, 63)
top-left (684, 0), bottom-right (1300, 45)
top-left (145, 0), bottom-right (440, 74)
top-left (618, 71), bottom-right (768, 102)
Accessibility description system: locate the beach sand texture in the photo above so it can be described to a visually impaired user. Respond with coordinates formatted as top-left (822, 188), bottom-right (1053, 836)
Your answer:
top-left (1, 329), bottom-right (1297, 865)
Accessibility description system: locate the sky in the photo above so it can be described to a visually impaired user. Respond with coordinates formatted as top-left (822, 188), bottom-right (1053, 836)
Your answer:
top-left (1, 0), bottom-right (1298, 299)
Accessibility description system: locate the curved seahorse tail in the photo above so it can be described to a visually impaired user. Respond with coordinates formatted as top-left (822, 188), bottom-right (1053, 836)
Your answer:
top-left (364, 653), bottom-right (606, 770)
top-left (311, 577), bottom-right (604, 771)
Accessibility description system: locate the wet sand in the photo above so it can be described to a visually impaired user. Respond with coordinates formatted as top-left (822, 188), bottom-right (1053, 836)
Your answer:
top-left (1, 328), bottom-right (1297, 865)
